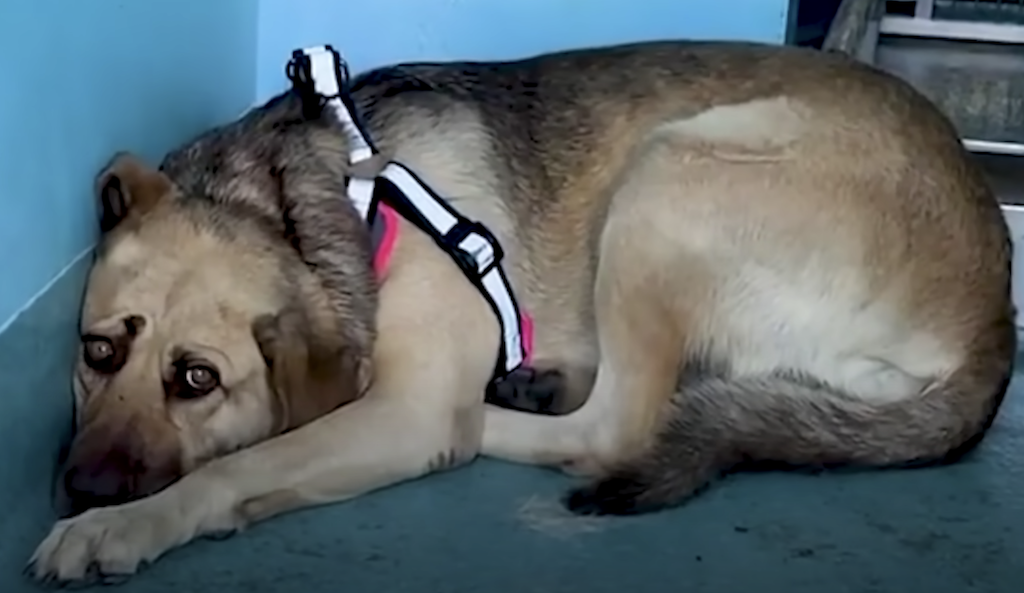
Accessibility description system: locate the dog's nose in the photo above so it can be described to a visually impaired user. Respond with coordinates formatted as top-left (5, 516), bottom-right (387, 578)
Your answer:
top-left (59, 443), bottom-right (182, 517)
top-left (63, 454), bottom-right (133, 514)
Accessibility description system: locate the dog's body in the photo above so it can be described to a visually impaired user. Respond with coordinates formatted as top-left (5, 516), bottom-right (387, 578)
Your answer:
top-left (29, 40), bottom-right (1014, 583)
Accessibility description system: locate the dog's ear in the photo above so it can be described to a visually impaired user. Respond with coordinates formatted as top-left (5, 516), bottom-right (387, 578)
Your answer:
top-left (96, 152), bottom-right (174, 233)
top-left (252, 307), bottom-right (371, 433)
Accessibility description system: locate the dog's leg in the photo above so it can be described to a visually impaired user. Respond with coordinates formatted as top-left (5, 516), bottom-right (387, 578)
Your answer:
top-left (29, 368), bottom-right (485, 584)
top-left (484, 210), bottom-right (689, 476)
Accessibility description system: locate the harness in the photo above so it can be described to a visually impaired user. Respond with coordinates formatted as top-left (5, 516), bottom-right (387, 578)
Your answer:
top-left (285, 45), bottom-right (533, 382)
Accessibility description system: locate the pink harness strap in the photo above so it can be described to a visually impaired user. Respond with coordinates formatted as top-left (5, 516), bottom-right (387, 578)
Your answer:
top-left (371, 203), bottom-right (401, 280)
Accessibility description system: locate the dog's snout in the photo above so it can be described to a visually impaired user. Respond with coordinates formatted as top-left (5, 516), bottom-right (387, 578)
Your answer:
top-left (66, 446), bottom-right (134, 494)
top-left (60, 431), bottom-right (183, 517)
top-left (61, 446), bottom-right (143, 516)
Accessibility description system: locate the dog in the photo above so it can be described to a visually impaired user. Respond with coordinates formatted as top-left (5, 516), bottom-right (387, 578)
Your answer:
top-left (28, 39), bottom-right (1015, 584)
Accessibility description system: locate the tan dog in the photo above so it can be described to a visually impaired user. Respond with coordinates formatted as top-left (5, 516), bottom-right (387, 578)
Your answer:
top-left (28, 40), bottom-right (1015, 585)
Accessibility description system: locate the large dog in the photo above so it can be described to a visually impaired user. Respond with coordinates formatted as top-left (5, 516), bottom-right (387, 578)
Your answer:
top-left (28, 40), bottom-right (1015, 584)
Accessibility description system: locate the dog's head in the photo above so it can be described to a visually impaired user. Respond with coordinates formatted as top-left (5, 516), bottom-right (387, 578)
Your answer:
top-left (60, 139), bottom-right (377, 517)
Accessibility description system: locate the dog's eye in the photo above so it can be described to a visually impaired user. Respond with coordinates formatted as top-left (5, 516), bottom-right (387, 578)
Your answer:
top-left (181, 363), bottom-right (220, 397)
top-left (82, 336), bottom-right (121, 373)
top-left (84, 338), bottom-right (113, 363)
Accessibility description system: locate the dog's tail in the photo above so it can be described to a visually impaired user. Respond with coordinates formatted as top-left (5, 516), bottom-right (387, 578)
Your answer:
top-left (566, 319), bottom-right (1016, 516)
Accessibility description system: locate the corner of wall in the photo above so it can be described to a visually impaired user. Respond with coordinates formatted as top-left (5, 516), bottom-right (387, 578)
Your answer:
top-left (0, 252), bottom-right (92, 571)
top-left (0, 1), bottom-right (263, 578)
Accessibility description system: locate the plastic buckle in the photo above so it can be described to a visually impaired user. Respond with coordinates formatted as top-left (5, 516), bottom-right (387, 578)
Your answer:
top-left (286, 45), bottom-right (351, 108)
top-left (443, 220), bottom-right (504, 278)
top-left (286, 50), bottom-right (313, 95)
top-left (321, 45), bottom-right (351, 97)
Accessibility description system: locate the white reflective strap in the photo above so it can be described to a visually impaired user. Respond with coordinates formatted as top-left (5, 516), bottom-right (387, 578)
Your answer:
top-left (346, 177), bottom-right (376, 220)
top-left (302, 46), bottom-right (375, 164)
top-left (480, 267), bottom-right (525, 371)
top-left (323, 100), bottom-right (374, 163)
top-left (381, 164), bottom-right (498, 274)
top-left (303, 46), bottom-right (340, 97)
top-left (380, 163), bottom-right (459, 234)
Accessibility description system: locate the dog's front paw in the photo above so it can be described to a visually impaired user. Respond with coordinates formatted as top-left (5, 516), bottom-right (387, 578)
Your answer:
top-left (27, 499), bottom-right (181, 586)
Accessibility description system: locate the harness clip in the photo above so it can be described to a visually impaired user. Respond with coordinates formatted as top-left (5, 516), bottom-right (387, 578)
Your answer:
top-left (443, 220), bottom-right (504, 278)
top-left (287, 45), bottom-right (350, 100)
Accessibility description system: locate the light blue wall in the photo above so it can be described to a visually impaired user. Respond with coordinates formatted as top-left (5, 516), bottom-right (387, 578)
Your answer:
top-left (255, 0), bottom-right (792, 103)
top-left (0, 0), bottom-right (258, 330)
top-left (0, 0), bottom-right (791, 332)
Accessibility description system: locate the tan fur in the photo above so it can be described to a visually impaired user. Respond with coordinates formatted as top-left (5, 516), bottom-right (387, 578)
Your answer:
top-left (29, 41), bottom-right (1013, 583)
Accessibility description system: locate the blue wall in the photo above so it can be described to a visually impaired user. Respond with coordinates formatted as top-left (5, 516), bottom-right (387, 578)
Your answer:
top-left (255, 0), bottom-right (791, 102)
top-left (0, 0), bottom-right (258, 331)
top-left (0, 0), bottom-right (791, 331)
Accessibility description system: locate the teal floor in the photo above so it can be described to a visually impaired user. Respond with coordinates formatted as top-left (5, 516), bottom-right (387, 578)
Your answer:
top-left (1, 259), bottom-right (1022, 593)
